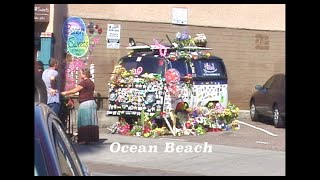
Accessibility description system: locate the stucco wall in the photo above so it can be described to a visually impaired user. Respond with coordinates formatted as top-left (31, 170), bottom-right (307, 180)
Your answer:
top-left (40, 4), bottom-right (285, 110)
top-left (67, 4), bottom-right (285, 31)
top-left (63, 19), bottom-right (284, 110)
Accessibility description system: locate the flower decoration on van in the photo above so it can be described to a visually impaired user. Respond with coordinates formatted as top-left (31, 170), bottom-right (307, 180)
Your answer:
top-left (164, 68), bottom-right (181, 97)
top-left (177, 51), bottom-right (192, 62)
top-left (193, 33), bottom-right (207, 47)
top-left (212, 102), bottom-right (240, 125)
top-left (183, 74), bottom-right (193, 84)
top-left (116, 117), bottom-right (131, 135)
top-left (168, 52), bottom-right (177, 61)
top-left (130, 121), bottom-right (143, 136)
top-left (153, 39), bottom-right (167, 57)
top-left (173, 31), bottom-right (196, 48)
top-left (110, 65), bottom-right (135, 87)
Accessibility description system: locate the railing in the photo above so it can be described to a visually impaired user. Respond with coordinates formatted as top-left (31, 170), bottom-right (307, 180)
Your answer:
top-left (61, 95), bottom-right (109, 138)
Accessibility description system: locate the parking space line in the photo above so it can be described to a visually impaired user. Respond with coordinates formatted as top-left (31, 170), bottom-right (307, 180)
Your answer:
top-left (238, 120), bottom-right (278, 137)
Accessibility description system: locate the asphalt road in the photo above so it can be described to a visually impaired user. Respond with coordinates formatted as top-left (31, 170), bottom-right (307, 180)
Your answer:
top-left (165, 111), bottom-right (285, 151)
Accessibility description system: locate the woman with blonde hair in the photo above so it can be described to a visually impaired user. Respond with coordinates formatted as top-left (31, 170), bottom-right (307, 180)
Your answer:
top-left (61, 68), bottom-right (99, 144)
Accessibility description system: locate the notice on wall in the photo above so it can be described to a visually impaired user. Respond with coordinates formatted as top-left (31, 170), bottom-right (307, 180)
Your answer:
top-left (107, 39), bottom-right (120, 49)
top-left (107, 24), bottom-right (121, 49)
top-left (172, 8), bottom-right (188, 25)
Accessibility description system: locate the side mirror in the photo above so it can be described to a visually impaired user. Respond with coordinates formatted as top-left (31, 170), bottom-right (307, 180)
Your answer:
top-left (255, 85), bottom-right (267, 93)
top-left (255, 85), bottom-right (263, 91)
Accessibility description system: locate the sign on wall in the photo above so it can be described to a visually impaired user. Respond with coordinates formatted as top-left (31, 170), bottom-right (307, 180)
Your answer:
top-left (34, 4), bottom-right (50, 22)
top-left (67, 31), bottom-right (89, 57)
top-left (107, 24), bottom-right (121, 49)
top-left (63, 17), bottom-right (89, 57)
top-left (172, 8), bottom-right (188, 25)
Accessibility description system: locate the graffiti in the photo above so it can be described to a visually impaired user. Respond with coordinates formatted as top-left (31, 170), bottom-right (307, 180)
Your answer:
top-left (62, 16), bottom-right (86, 42)
top-left (67, 32), bottom-right (89, 57)
top-left (62, 18), bottom-right (102, 91)
top-left (63, 59), bottom-right (86, 90)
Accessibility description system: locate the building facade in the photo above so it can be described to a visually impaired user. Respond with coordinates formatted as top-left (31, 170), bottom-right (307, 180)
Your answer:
top-left (35, 4), bottom-right (285, 110)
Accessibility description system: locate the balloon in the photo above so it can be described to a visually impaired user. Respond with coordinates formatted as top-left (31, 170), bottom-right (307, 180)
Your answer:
top-left (165, 68), bottom-right (180, 84)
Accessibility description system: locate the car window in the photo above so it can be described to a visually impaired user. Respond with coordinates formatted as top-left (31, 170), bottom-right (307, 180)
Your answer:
top-left (263, 75), bottom-right (275, 89)
top-left (193, 59), bottom-right (227, 79)
top-left (273, 75), bottom-right (285, 89)
top-left (52, 119), bottom-right (83, 176)
top-left (120, 57), bottom-right (165, 75)
top-left (170, 60), bottom-right (191, 77)
top-left (34, 139), bottom-right (48, 176)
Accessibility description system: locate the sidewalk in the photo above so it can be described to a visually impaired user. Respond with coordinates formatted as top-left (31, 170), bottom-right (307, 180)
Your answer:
top-left (74, 132), bottom-right (285, 176)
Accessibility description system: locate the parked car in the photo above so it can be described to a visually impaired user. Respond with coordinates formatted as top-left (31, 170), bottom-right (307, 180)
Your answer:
top-left (34, 102), bottom-right (91, 176)
top-left (249, 73), bottom-right (285, 128)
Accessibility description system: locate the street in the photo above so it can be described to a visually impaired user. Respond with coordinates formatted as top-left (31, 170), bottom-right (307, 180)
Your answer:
top-left (73, 111), bottom-right (285, 176)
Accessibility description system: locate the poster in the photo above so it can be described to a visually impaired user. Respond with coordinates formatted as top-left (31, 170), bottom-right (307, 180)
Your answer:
top-left (107, 24), bottom-right (121, 49)
top-left (172, 8), bottom-right (188, 25)
top-left (107, 39), bottom-right (120, 49)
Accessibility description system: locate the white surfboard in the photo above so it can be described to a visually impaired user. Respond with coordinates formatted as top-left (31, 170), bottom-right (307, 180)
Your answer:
top-left (126, 45), bottom-right (212, 50)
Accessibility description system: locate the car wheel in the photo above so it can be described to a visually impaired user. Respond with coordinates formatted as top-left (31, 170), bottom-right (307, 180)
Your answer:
top-left (273, 105), bottom-right (284, 128)
top-left (250, 100), bottom-right (258, 121)
top-left (35, 74), bottom-right (47, 104)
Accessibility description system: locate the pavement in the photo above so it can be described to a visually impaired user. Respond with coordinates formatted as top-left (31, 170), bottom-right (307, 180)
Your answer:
top-left (74, 133), bottom-right (285, 176)
top-left (72, 111), bottom-right (286, 176)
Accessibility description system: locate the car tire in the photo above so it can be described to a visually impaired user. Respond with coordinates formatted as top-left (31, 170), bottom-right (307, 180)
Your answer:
top-left (273, 105), bottom-right (284, 128)
top-left (250, 100), bottom-right (258, 121)
top-left (35, 74), bottom-right (47, 104)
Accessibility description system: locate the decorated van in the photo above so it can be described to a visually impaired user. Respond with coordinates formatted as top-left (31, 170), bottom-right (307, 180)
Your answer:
top-left (107, 37), bottom-right (228, 128)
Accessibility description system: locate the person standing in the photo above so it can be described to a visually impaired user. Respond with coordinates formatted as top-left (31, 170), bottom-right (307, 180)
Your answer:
top-left (36, 60), bottom-right (44, 75)
top-left (42, 58), bottom-right (60, 116)
top-left (61, 68), bottom-right (99, 144)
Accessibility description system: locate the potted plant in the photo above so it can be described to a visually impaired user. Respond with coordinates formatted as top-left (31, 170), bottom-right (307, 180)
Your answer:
top-left (193, 33), bottom-right (207, 47)
top-left (130, 122), bottom-right (143, 136)
top-left (173, 31), bottom-right (196, 48)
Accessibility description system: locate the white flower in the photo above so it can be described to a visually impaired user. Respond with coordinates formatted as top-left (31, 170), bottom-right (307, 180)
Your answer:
top-left (194, 33), bottom-right (207, 43)
top-left (176, 32), bottom-right (181, 39)
top-left (172, 42), bottom-right (178, 48)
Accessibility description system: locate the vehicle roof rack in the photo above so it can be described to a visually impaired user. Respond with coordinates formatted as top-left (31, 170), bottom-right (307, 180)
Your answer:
top-left (126, 45), bottom-right (212, 51)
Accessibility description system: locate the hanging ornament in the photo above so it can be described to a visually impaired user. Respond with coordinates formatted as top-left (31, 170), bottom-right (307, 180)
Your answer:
top-left (87, 21), bottom-right (95, 34)
top-left (165, 68), bottom-right (180, 84)
top-left (98, 28), bottom-right (103, 34)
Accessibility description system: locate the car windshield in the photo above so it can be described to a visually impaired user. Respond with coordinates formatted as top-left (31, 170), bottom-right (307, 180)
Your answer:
top-left (193, 58), bottom-right (227, 79)
top-left (120, 56), bottom-right (165, 75)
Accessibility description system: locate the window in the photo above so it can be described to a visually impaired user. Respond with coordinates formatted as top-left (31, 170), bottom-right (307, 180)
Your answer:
top-left (193, 59), bottom-right (227, 79)
top-left (263, 76), bottom-right (275, 89)
top-left (170, 60), bottom-right (191, 77)
top-left (52, 119), bottom-right (83, 176)
top-left (121, 57), bottom-right (165, 75)
top-left (34, 139), bottom-right (48, 176)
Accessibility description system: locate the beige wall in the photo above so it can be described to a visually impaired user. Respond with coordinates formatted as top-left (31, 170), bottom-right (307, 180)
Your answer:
top-left (68, 4), bottom-right (285, 31)
top-left (66, 19), bottom-right (284, 110)
top-left (39, 4), bottom-right (285, 110)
